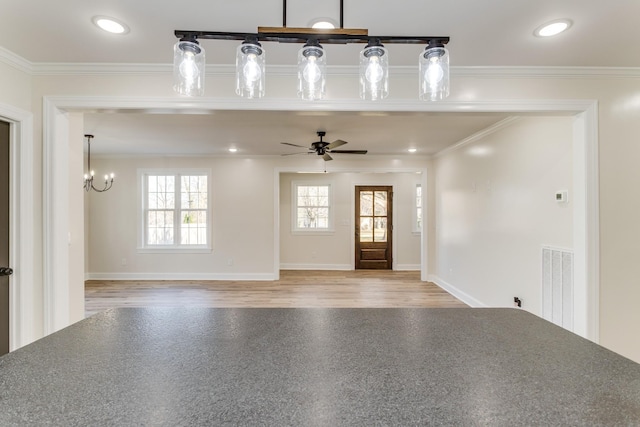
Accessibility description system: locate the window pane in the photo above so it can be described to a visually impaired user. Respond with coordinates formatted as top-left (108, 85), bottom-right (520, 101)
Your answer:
top-left (360, 191), bottom-right (373, 216)
top-left (374, 191), bottom-right (387, 216)
top-left (180, 209), bottom-right (207, 245)
top-left (295, 185), bottom-right (330, 230)
top-left (178, 176), bottom-right (208, 244)
top-left (360, 217), bottom-right (373, 242)
top-left (374, 217), bottom-right (387, 242)
top-left (148, 193), bottom-right (157, 209)
top-left (298, 207), bottom-right (319, 228)
top-left (147, 210), bottom-right (174, 245)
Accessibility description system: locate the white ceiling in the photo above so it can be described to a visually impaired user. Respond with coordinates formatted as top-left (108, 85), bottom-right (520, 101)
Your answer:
top-left (83, 111), bottom-right (513, 156)
top-left (3, 0), bottom-right (639, 66)
top-left (3, 0), bottom-right (637, 156)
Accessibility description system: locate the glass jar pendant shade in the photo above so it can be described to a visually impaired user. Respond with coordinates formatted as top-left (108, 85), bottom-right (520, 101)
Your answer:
top-left (236, 41), bottom-right (265, 98)
top-left (173, 39), bottom-right (205, 96)
top-left (418, 45), bottom-right (449, 101)
top-left (298, 40), bottom-right (326, 100)
top-left (359, 42), bottom-right (389, 100)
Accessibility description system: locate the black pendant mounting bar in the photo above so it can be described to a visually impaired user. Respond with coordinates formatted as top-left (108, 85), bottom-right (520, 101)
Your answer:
top-left (174, 29), bottom-right (449, 46)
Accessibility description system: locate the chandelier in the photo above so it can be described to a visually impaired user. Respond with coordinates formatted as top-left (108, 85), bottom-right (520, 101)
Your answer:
top-left (83, 134), bottom-right (114, 193)
top-left (173, 0), bottom-right (450, 101)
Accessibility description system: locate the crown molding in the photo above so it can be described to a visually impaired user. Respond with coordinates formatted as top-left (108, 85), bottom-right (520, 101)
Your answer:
top-left (450, 66), bottom-right (640, 79)
top-left (2, 46), bottom-right (640, 78)
top-left (0, 46), bottom-right (32, 74)
top-left (31, 62), bottom-right (172, 76)
top-left (32, 63), bottom-right (640, 78)
top-left (433, 116), bottom-right (522, 158)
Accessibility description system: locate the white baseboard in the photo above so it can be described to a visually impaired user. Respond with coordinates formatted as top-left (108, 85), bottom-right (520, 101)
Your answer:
top-left (85, 272), bottom-right (277, 281)
top-left (280, 263), bottom-right (352, 270)
top-left (428, 275), bottom-right (488, 307)
top-left (395, 264), bottom-right (421, 271)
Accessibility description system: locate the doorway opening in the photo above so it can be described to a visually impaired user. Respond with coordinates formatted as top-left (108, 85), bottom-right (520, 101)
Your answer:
top-left (1, 120), bottom-right (10, 356)
top-left (42, 97), bottom-right (599, 342)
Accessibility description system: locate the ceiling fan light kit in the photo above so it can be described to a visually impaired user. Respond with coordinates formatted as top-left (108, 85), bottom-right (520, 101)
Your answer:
top-left (173, 0), bottom-right (449, 101)
top-left (281, 131), bottom-right (367, 161)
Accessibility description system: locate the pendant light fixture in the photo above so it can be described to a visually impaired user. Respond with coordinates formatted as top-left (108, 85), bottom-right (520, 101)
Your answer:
top-left (173, 36), bottom-right (205, 96)
top-left (236, 37), bottom-right (266, 98)
top-left (173, 0), bottom-right (450, 101)
top-left (83, 134), bottom-right (114, 193)
top-left (298, 39), bottom-right (326, 100)
top-left (359, 39), bottom-right (388, 100)
top-left (419, 42), bottom-right (450, 101)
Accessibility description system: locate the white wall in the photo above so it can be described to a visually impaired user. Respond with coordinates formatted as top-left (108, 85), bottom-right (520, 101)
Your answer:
top-left (0, 61), bottom-right (31, 111)
top-left (280, 172), bottom-right (422, 270)
top-left (432, 117), bottom-right (573, 315)
top-left (87, 156), bottom-right (276, 279)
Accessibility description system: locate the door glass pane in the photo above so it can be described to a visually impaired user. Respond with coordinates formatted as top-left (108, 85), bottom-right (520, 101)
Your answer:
top-left (360, 191), bottom-right (373, 216)
top-left (374, 217), bottom-right (387, 242)
top-left (374, 191), bottom-right (387, 216)
top-left (360, 217), bottom-right (373, 242)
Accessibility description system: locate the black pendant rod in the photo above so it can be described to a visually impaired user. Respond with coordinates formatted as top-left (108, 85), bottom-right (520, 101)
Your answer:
top-left (340, 0), bottom-right (344, 28)
top-left (86, 134), bottom-right (93, 175)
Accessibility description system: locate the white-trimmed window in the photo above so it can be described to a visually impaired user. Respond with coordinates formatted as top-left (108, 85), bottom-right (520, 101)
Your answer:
top-left (292, 182), bottom-right (333, 232)
top-left (139, 169), bottom-right (211, 252)
top-left (414, 184), bottom-right (423, 232)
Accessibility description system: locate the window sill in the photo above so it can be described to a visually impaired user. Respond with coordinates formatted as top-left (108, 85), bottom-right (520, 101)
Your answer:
top-left (137, 247), bottom-right (212, 254)
top-left (291, 229), bottom-right (335, 236)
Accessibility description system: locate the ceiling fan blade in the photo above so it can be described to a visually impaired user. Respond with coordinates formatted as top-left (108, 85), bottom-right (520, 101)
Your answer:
top-left (281, 152), bottom-right (308, 156)
top-left (329, 150), bottom-right (368, 154)
top-left (323, 153), bottom-right (333, 161)
top-left (326, 139), bottom-right (348, 149)
top-left (281, 142), bottom-right (308, 148)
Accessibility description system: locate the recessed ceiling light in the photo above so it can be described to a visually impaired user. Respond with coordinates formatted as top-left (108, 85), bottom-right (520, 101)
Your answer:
top-left (310, 18), bottom-right (337, 29)
top-left (408, 148), bottom-right (417, 153)
top-left (92, 16), bottom-right (130, 34)
top-left (534, 19), bottom-right (572, 37)
top-left (228, 148), bottom-right (238, 153)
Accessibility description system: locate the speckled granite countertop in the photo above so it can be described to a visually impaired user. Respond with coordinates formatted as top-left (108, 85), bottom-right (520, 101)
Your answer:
top-left (1, 308), bottom-right (639, 426)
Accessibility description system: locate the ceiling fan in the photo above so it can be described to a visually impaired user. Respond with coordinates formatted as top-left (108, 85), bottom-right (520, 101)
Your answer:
top-left (281, 131), bottom-right (368, 161)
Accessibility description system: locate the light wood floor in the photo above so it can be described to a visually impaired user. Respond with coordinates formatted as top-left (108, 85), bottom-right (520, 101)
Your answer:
top-left (85, 270), bottom-right (467, 317)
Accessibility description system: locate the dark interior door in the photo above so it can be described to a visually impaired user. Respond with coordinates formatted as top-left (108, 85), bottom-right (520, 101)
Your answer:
top-left (1, 120), bottom-right (10, 355)
top-left (355, 186), bottom-right (393, 269)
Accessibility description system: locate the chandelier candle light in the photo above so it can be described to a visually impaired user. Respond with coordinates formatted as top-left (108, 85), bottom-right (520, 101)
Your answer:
top-left (172, 0), bottom-right (449, 101)
top-left (83, 134), bottom-right (114, 193)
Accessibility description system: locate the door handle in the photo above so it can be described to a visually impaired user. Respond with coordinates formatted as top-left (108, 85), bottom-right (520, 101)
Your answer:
top-left (0, 267), bottom-right (13, 276)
